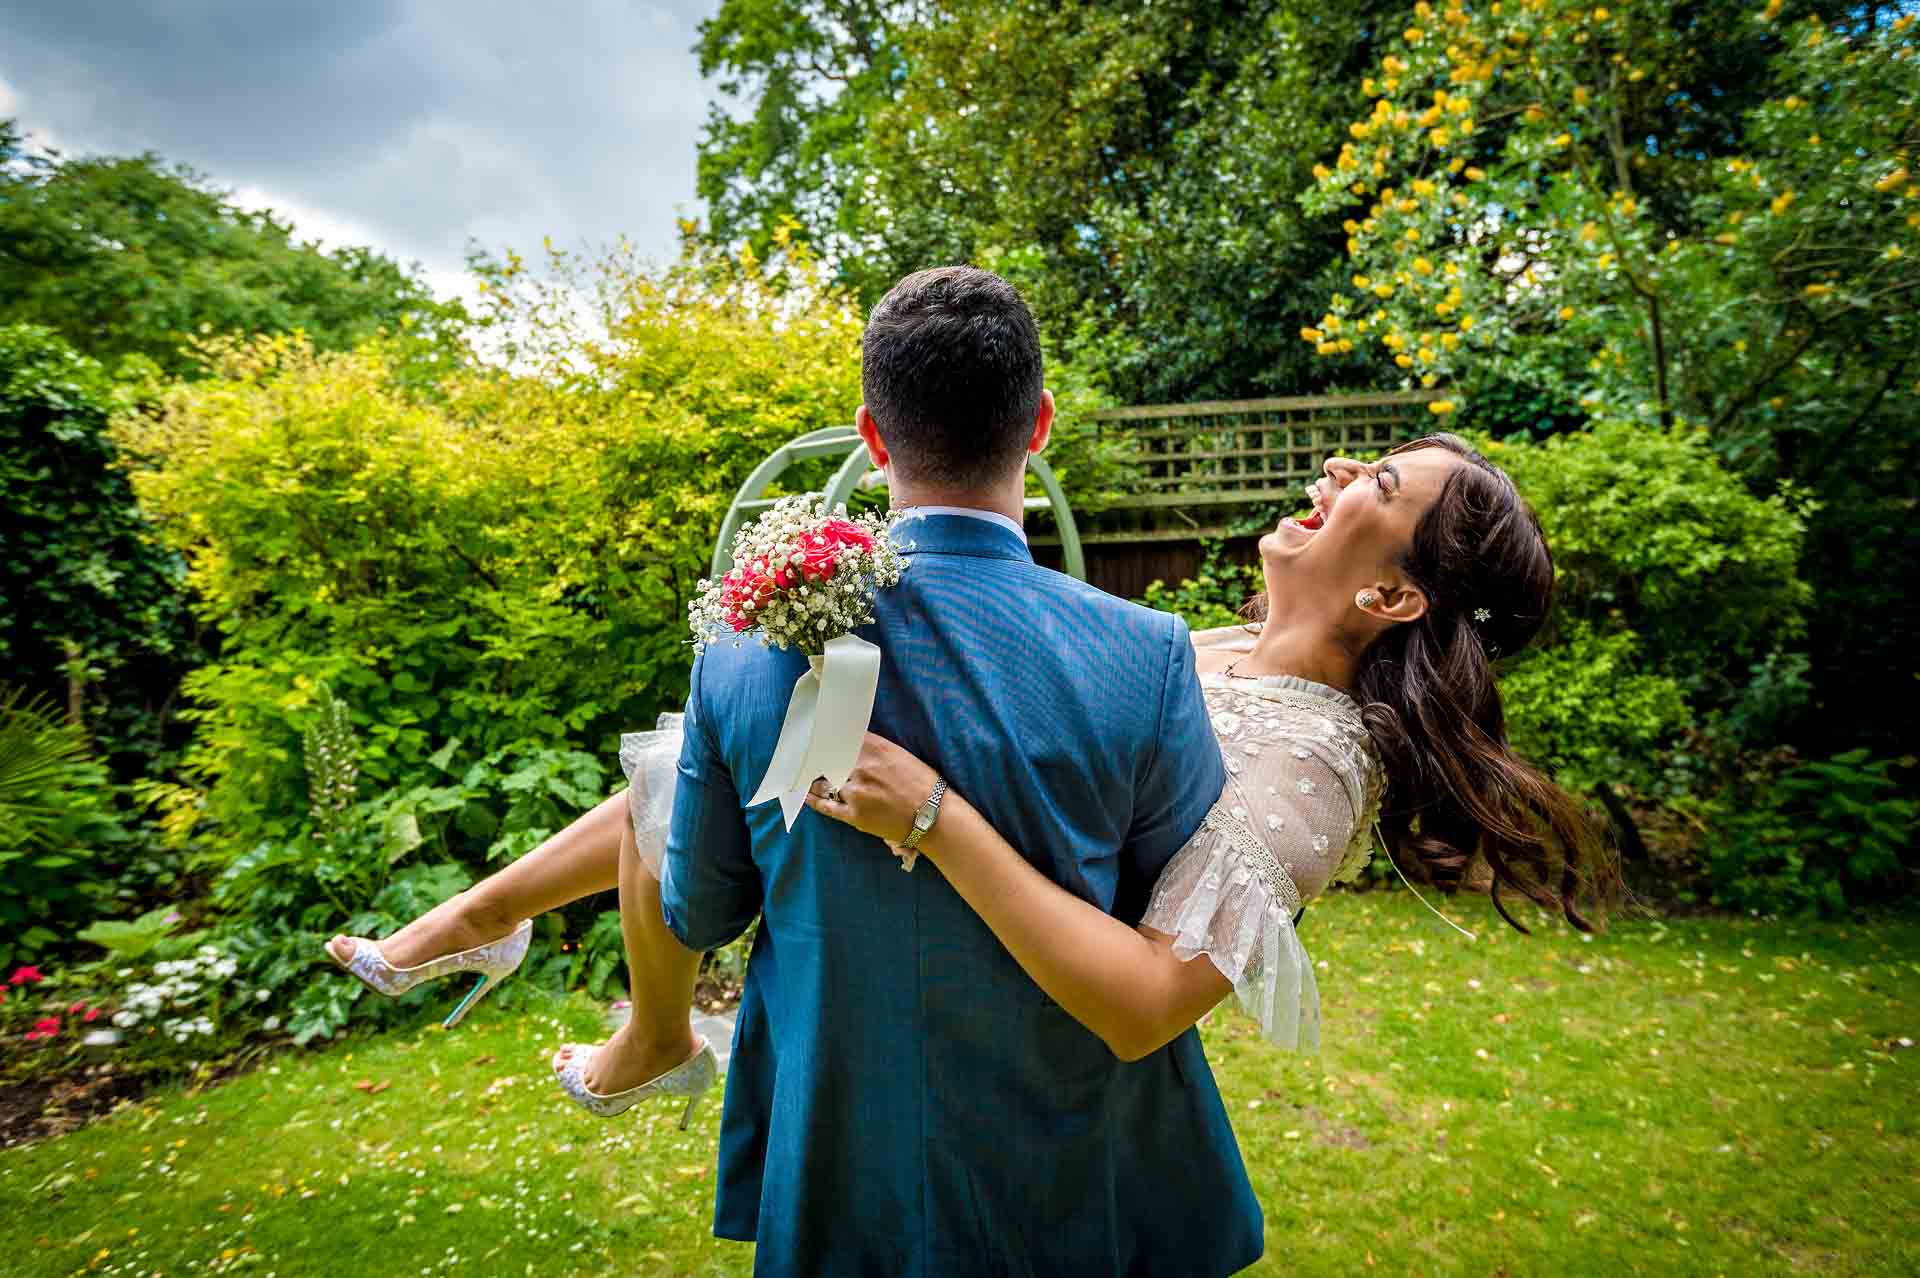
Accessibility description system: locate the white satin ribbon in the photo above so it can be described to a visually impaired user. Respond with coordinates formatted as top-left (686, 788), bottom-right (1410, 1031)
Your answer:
top-left (748, 633), bottom-right (883, 830)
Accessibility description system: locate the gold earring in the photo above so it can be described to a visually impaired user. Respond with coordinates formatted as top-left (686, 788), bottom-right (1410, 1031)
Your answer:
top-left (1355, 590), bottom-right (1378, 610)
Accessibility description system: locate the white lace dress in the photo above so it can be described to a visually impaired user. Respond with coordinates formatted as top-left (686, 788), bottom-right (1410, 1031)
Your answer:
top-left (1138, 626), bottom-right (1383, 1051)
top-left (619, 626), bottom-right (1382, 1051)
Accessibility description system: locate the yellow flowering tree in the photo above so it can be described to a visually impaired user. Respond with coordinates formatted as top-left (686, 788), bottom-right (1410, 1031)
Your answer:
top-left (1304, 1), bottom-right (1918, 756)
top-left (1300, 1), bottom-right (1917, 457)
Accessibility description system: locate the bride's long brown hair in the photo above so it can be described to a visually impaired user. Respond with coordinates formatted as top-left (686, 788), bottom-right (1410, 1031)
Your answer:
top-left (1257, 434), bottom-right (1617, 931)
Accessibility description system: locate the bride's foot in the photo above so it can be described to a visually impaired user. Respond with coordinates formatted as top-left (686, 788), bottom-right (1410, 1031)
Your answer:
top-left (553, 1021), bottom-right (700, 1096)
top-left (551, 1024), bottom-right (717, 1126)
top-left (325, 892), bottom-right (516, 971)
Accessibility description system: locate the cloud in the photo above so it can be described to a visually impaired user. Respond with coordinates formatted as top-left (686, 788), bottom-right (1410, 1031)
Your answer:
top-left (0, 0), bottom-right (718, 293)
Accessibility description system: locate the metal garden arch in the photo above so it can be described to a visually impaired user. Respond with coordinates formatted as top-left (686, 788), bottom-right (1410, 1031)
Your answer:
top-left (710, 427), bottom-right (1086, 581)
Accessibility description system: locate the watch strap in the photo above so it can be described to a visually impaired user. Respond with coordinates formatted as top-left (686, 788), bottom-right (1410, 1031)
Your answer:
top-left (899, 776), bottom-right (948, 851)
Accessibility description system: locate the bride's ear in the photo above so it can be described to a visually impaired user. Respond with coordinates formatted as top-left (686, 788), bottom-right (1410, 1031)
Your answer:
top-left (1362, 581), bottom-right (1429, 626)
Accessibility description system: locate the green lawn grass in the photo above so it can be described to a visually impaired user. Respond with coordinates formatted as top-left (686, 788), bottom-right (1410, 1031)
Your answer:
top-left (5, 891), bottom-right (1917, 1277)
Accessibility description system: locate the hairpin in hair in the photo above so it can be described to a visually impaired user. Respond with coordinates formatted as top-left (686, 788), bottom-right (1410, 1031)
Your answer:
top-left (1472, 608), bottom-right (1493, 623)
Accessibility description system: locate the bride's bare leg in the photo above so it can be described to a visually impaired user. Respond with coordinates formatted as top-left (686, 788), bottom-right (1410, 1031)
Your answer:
top-left (556, 819), bottom-right (701, 1093)
top-left (326, 791), bottom-right (627, 969)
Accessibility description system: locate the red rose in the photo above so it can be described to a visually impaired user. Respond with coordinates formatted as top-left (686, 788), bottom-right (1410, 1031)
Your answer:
top-left (821, 518), bottom-right (875, 552)
top-left (799, 534), bottom-right (843, 582)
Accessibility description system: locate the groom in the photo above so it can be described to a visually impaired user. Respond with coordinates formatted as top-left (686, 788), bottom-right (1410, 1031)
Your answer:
top-left (660, 266), bottom-right (1263, 1275)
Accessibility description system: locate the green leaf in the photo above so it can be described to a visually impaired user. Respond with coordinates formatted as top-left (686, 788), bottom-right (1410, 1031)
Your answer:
top-left (384, 807), bottom-right (424, 864)
top-left (77, 905), bottom-right (180, 960)
top-left (287, 973), bottom-right (364, 1046)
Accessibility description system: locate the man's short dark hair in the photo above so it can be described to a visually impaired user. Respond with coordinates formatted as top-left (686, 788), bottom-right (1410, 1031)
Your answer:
top-left (861, 266), bottom-right (1044, 488)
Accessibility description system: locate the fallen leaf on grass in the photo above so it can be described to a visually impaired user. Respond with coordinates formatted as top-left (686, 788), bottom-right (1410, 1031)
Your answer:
top-left (352, 1079), bottom-right (391, 1096)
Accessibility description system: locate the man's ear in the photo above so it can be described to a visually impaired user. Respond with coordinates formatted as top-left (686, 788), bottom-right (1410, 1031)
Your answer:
top-left (1362, 580), bottom-right (1430, 626)
top-left (1027, 389), bottom-right (1056, 456)
top-left (855, 404), bottom-right (891, 470)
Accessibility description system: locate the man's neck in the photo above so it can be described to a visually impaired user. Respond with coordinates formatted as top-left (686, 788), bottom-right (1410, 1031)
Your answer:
top-left (886, 475), bottom-right (1026, 526)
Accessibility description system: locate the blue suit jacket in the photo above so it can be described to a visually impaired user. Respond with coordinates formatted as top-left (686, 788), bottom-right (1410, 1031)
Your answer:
top-left (661, 514), bottom-right (1262, 1277)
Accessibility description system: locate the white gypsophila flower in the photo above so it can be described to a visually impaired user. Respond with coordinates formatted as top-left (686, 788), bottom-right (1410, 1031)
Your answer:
top-left (688, 496), bottom-right (910, 656)
top-left (263, 1015), bottom-right (281, 1032)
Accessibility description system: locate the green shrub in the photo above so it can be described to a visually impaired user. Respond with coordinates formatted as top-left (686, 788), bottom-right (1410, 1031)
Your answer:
top-left (0, 687), bottom-right (129, 965)
top-left (0, 325), bottom-right (194, 769)
top-left (116, 240), bottom-right (865, 868)
top-left (1483, 421), bottom-right (1812, 699)
top-left (1137, 541), bottom-right (1262, 632)
top-left (1498, 625), bottom-right (1692, 796)
top-left (1708, 750), bottom-right (1918, 917)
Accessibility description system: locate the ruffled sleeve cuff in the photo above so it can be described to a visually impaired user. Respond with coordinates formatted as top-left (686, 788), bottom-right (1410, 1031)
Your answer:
top-left (1140, 803), bottom-right (1321, 1051)
top-left (617, 712), bottom-right (684, 879)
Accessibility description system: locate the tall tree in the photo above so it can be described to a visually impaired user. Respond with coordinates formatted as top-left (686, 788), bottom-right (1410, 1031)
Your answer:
top-left (0, 121), bottom-right (458, 378)
top-left (1300, 1), bottom-right (1918, 748)
top-left (865, 0), bottom-right (1412, 401)
top-left (695, 1), bottom-right (920, 278)
top-left (695, 0), bottom-right (1413, 402)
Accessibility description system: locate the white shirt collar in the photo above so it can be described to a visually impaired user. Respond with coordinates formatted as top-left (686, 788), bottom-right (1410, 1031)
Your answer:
top-left (892, 505), bottom-right (1027, 543)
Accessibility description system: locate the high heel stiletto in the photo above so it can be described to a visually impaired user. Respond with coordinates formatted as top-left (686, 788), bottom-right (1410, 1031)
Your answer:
top-left (325, 919), bottom-right (533, 1029)
top-left (552, 1037), bottom-right (718, 1127)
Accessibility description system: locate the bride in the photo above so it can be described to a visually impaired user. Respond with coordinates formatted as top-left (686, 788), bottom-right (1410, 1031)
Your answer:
top-left (327, 435), bottom-right (1614, 1116)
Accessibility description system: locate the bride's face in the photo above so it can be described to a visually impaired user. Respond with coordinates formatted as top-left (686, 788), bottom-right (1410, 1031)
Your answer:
top-left (1257, 446), bottom-right (1463, 597)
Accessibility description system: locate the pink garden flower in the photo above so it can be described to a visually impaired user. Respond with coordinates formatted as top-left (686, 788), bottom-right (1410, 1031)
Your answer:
top-left (9, 965), bottom-right (45, 986)
top-left (24, 1016), bottom-right (60, 1042)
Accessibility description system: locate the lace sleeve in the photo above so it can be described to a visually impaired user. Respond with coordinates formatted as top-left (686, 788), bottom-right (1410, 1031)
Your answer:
top-left (617, 713), bottom-right (684, 879)
top-left (1139, 752), bottom-right (1363, 1050)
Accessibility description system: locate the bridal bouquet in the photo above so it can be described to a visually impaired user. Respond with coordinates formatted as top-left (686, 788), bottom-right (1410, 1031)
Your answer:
top-left (688, 496), bottom-right (909, 828)
top-left (689, 496), bottom-right (909, 656)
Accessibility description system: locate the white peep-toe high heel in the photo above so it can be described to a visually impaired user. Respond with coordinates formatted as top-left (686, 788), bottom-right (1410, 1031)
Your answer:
top-left (552, 1037), bottom-right (718, 1129)
top-left (325, 919), bottom-right (532, 1029)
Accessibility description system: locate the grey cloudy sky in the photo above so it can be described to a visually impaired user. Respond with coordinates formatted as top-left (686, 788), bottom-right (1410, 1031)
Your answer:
top-left (0, 0), bottom-right (722, 301)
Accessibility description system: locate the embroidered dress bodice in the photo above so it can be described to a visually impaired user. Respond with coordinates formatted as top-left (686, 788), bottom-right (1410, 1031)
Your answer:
top-left (1138, 625), bottom-right (1385, 1049)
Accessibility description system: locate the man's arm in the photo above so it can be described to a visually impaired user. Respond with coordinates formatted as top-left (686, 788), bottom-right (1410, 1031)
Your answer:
top-left (1120, 614), bottom-right (1227, 906)
top-left (658, 651), bottom-right (760, 951)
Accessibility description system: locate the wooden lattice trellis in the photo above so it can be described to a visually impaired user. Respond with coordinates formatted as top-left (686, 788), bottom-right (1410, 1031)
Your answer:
top-left (1037, 390), bottom-right (1445, 545)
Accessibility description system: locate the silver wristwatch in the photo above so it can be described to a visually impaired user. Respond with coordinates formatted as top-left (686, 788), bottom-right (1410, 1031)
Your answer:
top-left (898, 776), bottom-right (948, 852)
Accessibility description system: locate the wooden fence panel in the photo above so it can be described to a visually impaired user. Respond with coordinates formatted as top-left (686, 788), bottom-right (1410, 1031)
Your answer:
top-left (1030, 390), bottom-right (1441, 552)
